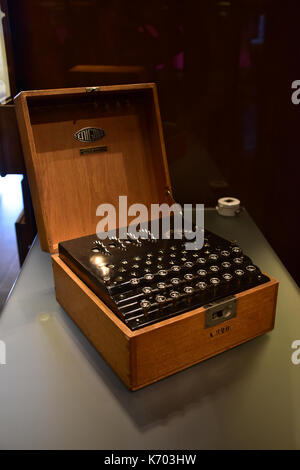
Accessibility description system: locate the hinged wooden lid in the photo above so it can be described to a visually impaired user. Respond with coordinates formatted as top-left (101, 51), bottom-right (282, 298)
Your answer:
top-left (15, 84), bottom-right (173, 253)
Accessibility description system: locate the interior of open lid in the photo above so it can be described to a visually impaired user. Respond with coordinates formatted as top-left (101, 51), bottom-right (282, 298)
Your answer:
top-left (17, 84), bottom-right (173, 253)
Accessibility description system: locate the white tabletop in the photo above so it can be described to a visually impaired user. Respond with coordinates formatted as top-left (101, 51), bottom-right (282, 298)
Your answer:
top-left (0, 209), bottom-right (299, 449)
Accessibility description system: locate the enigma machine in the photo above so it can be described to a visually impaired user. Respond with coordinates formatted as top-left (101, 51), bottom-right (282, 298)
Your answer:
top-left (15, 84), bottom-right (279, 390)
top-left (59, 228), bottom-right (271, 332)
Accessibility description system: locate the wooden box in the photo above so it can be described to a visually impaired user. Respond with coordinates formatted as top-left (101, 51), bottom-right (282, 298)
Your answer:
top-left (15, 84), bottom-right (278, 390)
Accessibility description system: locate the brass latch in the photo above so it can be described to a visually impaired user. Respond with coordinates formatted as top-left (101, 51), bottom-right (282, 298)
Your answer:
top-left (204, 296), bottom-right (236, 328)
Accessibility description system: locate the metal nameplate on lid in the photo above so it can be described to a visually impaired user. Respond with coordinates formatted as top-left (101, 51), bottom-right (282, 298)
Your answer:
top-left (75, 127), bottom-right (105, 143)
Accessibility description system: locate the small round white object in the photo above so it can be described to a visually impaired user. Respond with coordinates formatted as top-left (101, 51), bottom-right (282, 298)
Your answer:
top-left (216, 197), bottom-right (241, 217)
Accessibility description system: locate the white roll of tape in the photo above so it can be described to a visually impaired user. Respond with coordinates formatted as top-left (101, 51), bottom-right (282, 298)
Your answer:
top-left (216, 197), bottom-right (241, 217)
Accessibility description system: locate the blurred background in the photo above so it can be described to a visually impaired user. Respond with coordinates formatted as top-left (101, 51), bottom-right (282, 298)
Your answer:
top-left (0, 0), bottom-right (299, 309)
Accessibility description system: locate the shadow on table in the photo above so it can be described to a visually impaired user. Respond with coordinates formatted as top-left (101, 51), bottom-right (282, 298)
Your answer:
top-left (55, 304), bottom-right (275, 432)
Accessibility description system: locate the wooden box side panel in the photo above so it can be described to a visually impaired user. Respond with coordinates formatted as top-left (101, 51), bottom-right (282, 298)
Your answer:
top-left (15, 92), bottom-right (50, 251)
top-left (131, 279), bottom-right (278, 389)
top-left (52, 255), bottom-right (132, 388)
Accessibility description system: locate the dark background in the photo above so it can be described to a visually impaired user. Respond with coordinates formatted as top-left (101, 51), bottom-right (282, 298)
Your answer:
top-left (2, 0), bottom-right (299, 283)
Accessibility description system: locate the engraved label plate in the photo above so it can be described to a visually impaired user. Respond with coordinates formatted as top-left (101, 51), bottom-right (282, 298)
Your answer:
top-left (80, 146), bottom-right (108, 155)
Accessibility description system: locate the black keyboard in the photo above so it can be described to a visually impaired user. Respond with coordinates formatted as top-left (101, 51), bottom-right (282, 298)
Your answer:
top-left (59, 228), bottom-right (269, 331)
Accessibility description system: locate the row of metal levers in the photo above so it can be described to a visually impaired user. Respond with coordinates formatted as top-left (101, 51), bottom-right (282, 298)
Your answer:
top-left (59, 229), bottom-right (269, 330)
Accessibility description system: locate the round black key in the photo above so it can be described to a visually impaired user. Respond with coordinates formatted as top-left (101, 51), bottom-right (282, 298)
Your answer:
top-left (156, 294), bottom-right (166, 303)
top-left (121, 260), bottom-right (128, 265)
top-left (222, 261), bottom-right (231, 269)
top-left (233, 257), bottom-right (243, 265)
top-left (196, 281), bottom-right (207, 290)
top-left (235, 269), bottom-right (245, 277)
top-left (184, 261), bottom-right (194, 268)
top-left (170, 290), bottom-right (180, 299)
top-left (132, 264), bottom-right (139, 269)
top-left (210, 265), bottom-right (219, 273)
top-left (140, 299), bottom-right (151, 309)
top-left (157, 282), bottom-right (167, 290)
top-left (145, 260), bottom-right (152, 265)
top-left (246, 265), bottom-right (256, 272)
top-left (209, 253), bottom-right (219, 261)
top-left (197, 269), bottom-right (207, 277)
top-left (171, 265), bottom-right (180, 272)
top-left (171, 277), bottom-right (180, 285)
top-left (221, 250), bottom-right (230, 257)
top-left (184, 273), bottom-right (194, 281)
top-left (210, 277), bottom-right (220, 285)
top-left (142, 286), bottom-right (152, 294)
top-left (158, 269), bottom-right (168, 277)
top-left (232, 246), bottom-right (242, 254)
top-left (144, 273), bottom-right (154, 281)
top-left (196, 258), bottom-right (206, 265)
top-left (223, 273), bottom-right (233, 281)
top-left (130, 278), bottom-right (139, 286)
top-left (184, 286), bottom-right (194, 294)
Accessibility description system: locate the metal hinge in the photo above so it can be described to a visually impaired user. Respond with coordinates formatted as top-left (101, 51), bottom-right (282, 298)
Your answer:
top-left (86, 86), bottom-right (100, 93)
top-left (204, 296), bottom-right (237, 328)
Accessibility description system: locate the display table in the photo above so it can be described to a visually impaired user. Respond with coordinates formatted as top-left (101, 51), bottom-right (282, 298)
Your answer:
top-left (0, 209), bottom-right (299, 450)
